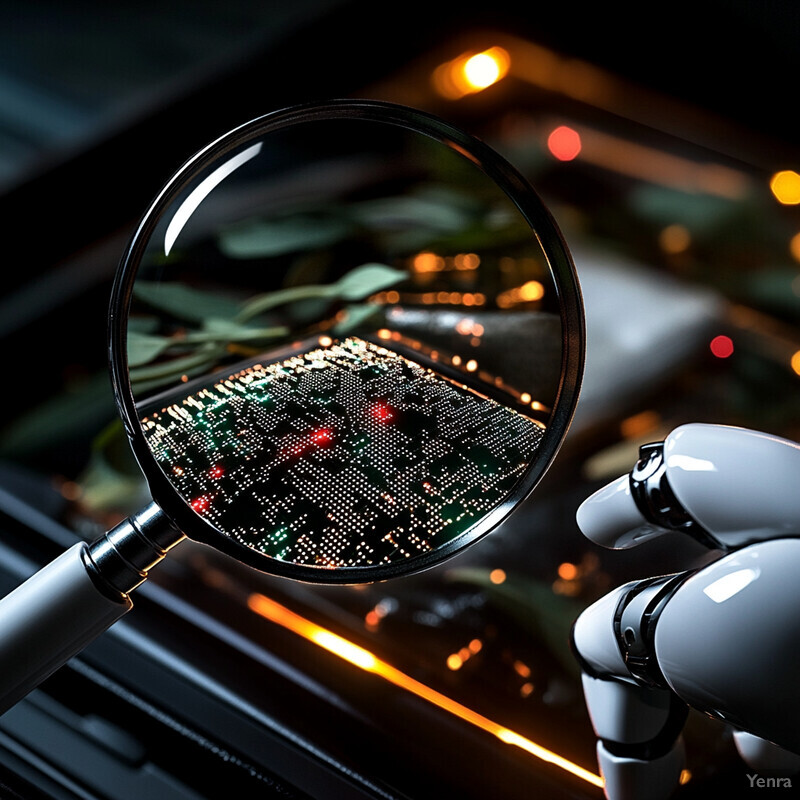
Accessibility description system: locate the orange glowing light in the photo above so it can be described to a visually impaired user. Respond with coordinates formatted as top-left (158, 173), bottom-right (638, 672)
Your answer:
top-left (513, 660), bottom-right (532, 678)
top-left (620, 410), bottom-right (661, 440)
top-left (770, 170), bottom-right (800, 205)
top-left (489, 568), bottom-right (506, 584)
top-left (448, 653), bottom-right (464, 671)
top-left (454, 252), bottom-right (480, 270)
top-left (247, 593), bottom-right (603, 788)
top-left (433, 47), bottom-right (511, 99)
top-left (710, 335), bottom-right (734, 359)
top-left (519, 281), bottom-right (545, 301)
top-left (791, 351), bottom-right (800, 376)
top-left (557, 562), bottom-right (578, 581)
top-left (790, 232), bottom-right (800, 263)
top-left (412, 251), bottom-right (445, 273)
top-left (463, 50), bottom-right (506, 89)
top-left (547, 125), bottom-right (582, 161)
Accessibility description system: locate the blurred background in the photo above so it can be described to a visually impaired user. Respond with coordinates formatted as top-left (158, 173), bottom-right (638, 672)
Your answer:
top-left (0, 1), bottom-right (798, 798)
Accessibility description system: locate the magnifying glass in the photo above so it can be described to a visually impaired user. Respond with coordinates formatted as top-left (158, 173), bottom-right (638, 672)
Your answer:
top-left (0, 99), bottom-right (584, 713)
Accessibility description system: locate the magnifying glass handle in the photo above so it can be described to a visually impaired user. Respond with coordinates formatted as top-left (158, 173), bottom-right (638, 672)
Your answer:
top-left (0, 542), bottom-right (130, 715)
top-left (0, 504), bottom-right (183, 715)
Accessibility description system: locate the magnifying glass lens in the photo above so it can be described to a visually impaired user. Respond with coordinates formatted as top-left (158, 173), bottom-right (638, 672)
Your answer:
top-left (113, 102), bottom-right (583, 582)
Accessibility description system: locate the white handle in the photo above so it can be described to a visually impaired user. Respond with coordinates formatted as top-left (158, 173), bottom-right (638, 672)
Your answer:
top-left (0, 542), bottom-right (132, 715)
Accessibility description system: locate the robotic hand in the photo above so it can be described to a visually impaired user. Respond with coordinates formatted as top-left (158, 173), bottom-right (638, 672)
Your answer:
top-left (570, 423), bottom-right (800, 799)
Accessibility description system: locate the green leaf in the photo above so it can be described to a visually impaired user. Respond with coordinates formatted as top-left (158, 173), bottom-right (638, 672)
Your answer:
top-left (127, 315), bottom-right (160, 334)
top-left (129, 342), bottom-right (224, 385)
top-left (236, 263), bottom-right (404, 322)
top-left (134, 281), bottom-right (241, 323)
top-left (218, 214), bottom-right (354, 258)
top-left (350, 192), bottom-right (474, 233)
top-left (236, 284), bottom-right (338, 322)
top-left (332, 303), bottom-right (384, 334)
top-left (189, 317), bottom-right (290, 343)
top-left (334, 263), bottom-right (405, 301)
top-left (127, 331), bottom-right (174, 367)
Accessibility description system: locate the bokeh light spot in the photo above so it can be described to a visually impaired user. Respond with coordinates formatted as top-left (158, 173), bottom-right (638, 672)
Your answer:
top-left (547, 126), bottom-right (582, 161)
top-left (659, 224), bottom-right (691, 254)
top-left (770, 170), bottom-right (800, 205)
top-left (710, 335), bottom-right (734, 359)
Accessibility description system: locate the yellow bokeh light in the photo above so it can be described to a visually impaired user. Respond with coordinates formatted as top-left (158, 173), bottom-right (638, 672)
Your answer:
top-left (433, 47), bottom-right (510, 99)
top-left (791, 350), bottom-right (800, 376)
top-left (519, 280), bottom-right (544, 301)
top-left (463, 52), bottom-right (501, 89)
top-left (770, 170), bottom-right (800, 205)
top-left (447, 653), bottom-right (464, 671)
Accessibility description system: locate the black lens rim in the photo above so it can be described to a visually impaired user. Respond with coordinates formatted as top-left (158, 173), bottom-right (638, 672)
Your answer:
top-left (108, 98), bottom-right (585, 584)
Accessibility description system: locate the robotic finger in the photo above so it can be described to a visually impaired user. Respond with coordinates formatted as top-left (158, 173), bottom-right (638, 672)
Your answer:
top-left (571, 423), bottom-right (800, 798)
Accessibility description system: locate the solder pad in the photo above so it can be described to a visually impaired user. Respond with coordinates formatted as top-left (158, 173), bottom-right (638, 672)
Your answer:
top-left (140, 337), bottom-right (545, 570)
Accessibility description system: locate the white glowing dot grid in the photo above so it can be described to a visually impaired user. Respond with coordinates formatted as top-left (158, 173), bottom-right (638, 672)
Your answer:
top-left (141, 337), bottom-right (544, 569)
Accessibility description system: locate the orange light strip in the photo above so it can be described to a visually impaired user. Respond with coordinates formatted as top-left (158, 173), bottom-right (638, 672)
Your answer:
top-left (247, 592), bottom-right (603, 789)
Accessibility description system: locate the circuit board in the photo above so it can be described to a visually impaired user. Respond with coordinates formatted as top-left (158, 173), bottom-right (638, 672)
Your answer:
top-left (140, 337), bottom-right (544, 570)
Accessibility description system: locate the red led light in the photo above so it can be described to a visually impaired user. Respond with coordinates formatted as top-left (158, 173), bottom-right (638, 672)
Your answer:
top-left (370, 403), bottom-right (394, 423)
top-left (283, 428), bottom-right (336, 458)
top-left (312, 428), bottom-right (335, 445)
top-left (192, 496), bottom-right (210, 514)
top-left (547, 126), bottom-right (582, 161)
top-left (710, 335), bottom-right (734, 359)
top-left (208, 465), bottom-right (225, 479)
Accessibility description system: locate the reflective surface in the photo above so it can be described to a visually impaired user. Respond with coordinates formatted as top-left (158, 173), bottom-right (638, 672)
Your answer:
top-left (111, 101), bottom-right (583, 581)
